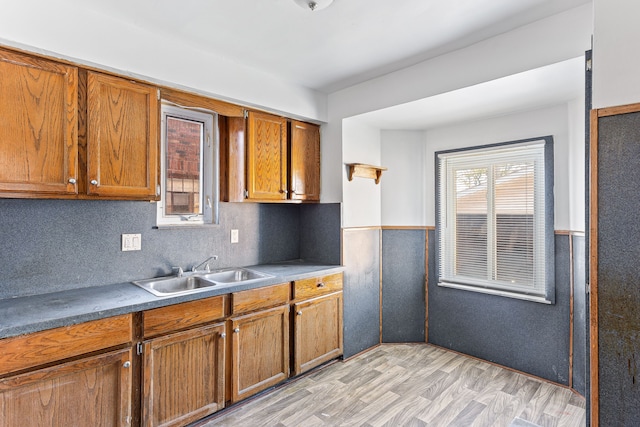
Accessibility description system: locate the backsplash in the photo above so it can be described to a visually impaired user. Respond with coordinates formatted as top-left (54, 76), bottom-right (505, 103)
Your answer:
top-left (0, 199), bottom-right (340, 299)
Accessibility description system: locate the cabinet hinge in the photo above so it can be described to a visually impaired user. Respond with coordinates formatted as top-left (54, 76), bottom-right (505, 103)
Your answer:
top-left (137, 342), bottom-right (144, 355)
top-left (244, 189), bottom-right (249, 199)
top-left (157, 89), bottom-right (161, 100)
top-left (243, 110), bottom-right (248, 119)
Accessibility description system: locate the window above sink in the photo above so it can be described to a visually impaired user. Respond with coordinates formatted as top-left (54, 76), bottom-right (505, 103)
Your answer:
top-left (156, 103), bottom-right (219, 226)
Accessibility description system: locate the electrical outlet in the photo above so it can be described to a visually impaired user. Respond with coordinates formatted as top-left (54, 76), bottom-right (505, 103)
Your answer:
top-left (122, 233), bottom-right (142, 251)
top-left (231, 229), bottom-right (239, 244)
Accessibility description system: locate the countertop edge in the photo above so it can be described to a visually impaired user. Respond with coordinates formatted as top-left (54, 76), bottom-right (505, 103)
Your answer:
top-left (0, 263), bottom-right (345, 339)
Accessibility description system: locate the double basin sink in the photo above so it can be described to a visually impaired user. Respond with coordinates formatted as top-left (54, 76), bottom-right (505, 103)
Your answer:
top-left (132, 268), bottom-right (272, 297)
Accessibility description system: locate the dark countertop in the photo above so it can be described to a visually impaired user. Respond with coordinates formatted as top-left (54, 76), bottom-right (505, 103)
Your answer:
top-left (0, 260), bottom-right (344, 339)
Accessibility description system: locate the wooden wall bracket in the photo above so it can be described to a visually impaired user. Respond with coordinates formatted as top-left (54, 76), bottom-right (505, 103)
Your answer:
top-left (345, 163), bottom-right (387, 184)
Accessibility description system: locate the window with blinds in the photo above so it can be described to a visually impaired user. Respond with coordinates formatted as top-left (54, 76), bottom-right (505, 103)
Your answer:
top-left (436, 137), bottom-right (554, 303)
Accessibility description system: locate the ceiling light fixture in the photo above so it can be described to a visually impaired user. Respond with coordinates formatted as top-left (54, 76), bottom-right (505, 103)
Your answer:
top-left (292, 0), bottom-right (334, 11)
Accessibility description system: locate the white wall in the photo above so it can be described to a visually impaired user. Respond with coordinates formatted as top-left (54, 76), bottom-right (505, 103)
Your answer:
top-left (593, 0), bottom-right (640, 108)
top-left (324, 4), bottom-right (592, 203)
top-left (567, 97), bottom-right (586, 232)
top-left (424, 104), bottom-right (576, 230)
top-left (380, 131), bottom-right (428, 226)
top-left (342, 120), bottom-right (382, 228)
top-left (0, 1), bottom-right (326, 122)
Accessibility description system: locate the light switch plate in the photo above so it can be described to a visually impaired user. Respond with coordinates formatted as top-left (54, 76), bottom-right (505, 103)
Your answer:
top-left (231, 229), bottom-right (239, 244)
top-left (122, 233), bottom-right (142, 251)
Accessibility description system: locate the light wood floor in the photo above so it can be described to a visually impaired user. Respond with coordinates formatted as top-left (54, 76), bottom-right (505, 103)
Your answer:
top-left (196, 344), bottom-right (586, 427)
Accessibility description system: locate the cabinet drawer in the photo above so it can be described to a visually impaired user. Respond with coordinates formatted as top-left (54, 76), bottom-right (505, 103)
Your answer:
top-left (143, 295), bottom-right (226, 338)
top-left (231, 283), bottom-right (290, 315)
top-left (0, 314), bottom-right (132, 376)
top-left (293, 273), bottom-right (343, 301)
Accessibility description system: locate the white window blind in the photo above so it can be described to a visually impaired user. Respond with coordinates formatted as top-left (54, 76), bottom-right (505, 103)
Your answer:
top-left (437, 140), bottom-right (551, 302)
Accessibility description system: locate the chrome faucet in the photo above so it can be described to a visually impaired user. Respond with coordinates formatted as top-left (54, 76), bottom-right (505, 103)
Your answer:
top-left (192, 255), bottom-right (218, 273)
top-left (172, 266), bottom-right (184, 277)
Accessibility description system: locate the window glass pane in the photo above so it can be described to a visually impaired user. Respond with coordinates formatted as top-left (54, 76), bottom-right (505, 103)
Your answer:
top-left (165, 116), bottom-right (203, 215)
top-left (455, 167), bottom-right (488, 279)
top-left (495, 162), bottom-right (534, 286)
top-left (437, 138), bottom-right (553, 303)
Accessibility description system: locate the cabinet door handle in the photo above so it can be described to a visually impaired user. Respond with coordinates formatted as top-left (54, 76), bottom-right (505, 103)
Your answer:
top-left (317, 283), bottom-right (325, 288)
top-left (297, 311), bottom-right (302, 316)
top-left (68, 178), bottom-right (76, 184)
top-left (234, 328), bottom-right (240, 333)
top-left (220, 333), bottom-right (226, 338)
top-left (123, 361), bottom-right (131, 368)
top-left (90, 179), bottom-right (98, 185)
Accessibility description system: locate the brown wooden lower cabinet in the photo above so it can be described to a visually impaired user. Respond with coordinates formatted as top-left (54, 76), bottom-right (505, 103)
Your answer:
top-left (0, 347), bottom-right (133, 427)
top-left (0, 274), bottom-right (344, 427)
top-left (293, 291), bottom-right (344, 375)
top-left (142, 322), bottom-right (226, 427)
top-left (230, 304), bottom-right (290, 402)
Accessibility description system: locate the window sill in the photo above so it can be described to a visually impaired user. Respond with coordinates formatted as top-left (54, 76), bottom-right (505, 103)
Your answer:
top-left (437, 281), bottom-right (552, 304)
top-left (153, 223), bottom-right (221, 230)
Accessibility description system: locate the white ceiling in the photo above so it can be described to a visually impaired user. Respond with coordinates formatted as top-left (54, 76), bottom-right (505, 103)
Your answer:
top-left (74, 0), bottom-right (590, 94)
top-left (350, 57), bottom-right (585, 130)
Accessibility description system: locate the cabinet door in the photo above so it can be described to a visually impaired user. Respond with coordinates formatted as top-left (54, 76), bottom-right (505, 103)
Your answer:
top-left (142, 322), bottom-right (225, 427)
top-left (246, 111), bottom-right (287, 200)
top-left (231, 305), bottom-right (289, 402)
top-left (87, 72), bottom-right (159, 199)
top-left (293, 292), bottom-right (343, 375)
top-left (0, 48), bottom-right (78, 196)
top-left (289, 120), bottom-right (320, 201)
top-left (0, 348), bottom-right (132, 427)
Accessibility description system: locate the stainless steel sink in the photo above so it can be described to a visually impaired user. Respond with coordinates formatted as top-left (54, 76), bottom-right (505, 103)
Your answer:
top-left (132, 275), bottom-right (218, 297)
top-left (199, 268), bottom-right (271, 283)
top-left (132, 268), bottom-right (272, 296)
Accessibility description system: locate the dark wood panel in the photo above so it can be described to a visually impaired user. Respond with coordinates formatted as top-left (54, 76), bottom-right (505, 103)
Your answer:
top-left (219, 116), bottom-right (246, 202)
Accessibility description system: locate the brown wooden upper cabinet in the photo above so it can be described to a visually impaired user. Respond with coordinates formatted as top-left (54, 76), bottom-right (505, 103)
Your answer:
top-left (289, 120), bottom-right (320, 202)
top-left (246, 111), bottom-right (288, 201)
top-left (222, 111), bottom-right (320, 203)
top-left (0, 47), bottom-right (160, 200)
top-left (86, 72), bottom-right (159, 199)
top-left (0, 48), bottom-right (79, 196)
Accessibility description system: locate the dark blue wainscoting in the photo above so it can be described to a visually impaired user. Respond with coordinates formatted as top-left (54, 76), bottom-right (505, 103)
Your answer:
top-left (428, 230), bottom-right (572, 385)
top-left (381, 229), bottom-right (426, 343)
top-left (342, 228), bottom-right (381, 358)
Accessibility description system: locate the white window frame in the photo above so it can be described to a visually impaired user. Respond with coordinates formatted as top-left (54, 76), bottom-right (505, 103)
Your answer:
top-left (436, 137), bottom-right (554, 304)
top-left (156, 104), bottom-right (219, 227)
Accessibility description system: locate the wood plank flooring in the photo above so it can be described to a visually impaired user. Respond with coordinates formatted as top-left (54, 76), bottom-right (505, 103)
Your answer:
top-left (195, 344), bottom-right (586, 427)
